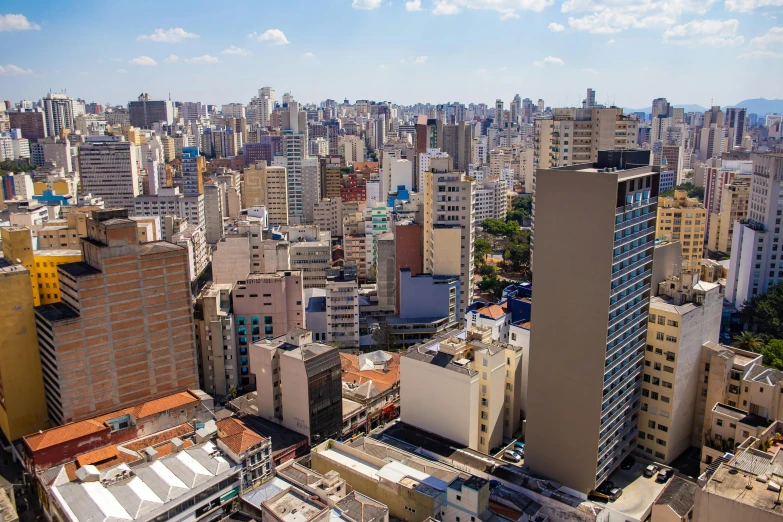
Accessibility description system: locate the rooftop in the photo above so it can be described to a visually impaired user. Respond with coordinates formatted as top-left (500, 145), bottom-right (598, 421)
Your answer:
top-left (745, 364), bottom-right (783, 386)
top-left (655, 477), bottom-right (696, 517)
top-left (701, 448), bottom-right (783, 516)
top-left (57, 261), bottom-right (102, 278)
top-left (713, 402), bottom-right (748, 420)
top-left (216, 417), bottom-right (267, 455)
top-left (34, 301), bottom-right (81, 322)
top-left (139, 241), bottom-right (184, 255)
top-left (263, 487), bottom-right (327, 522)
top-left (340, 351), bottom-right (400, 394)
top-left (334, 492), bottom-right (388, 522)
top-left (34, 249), bottom-right (82, 257)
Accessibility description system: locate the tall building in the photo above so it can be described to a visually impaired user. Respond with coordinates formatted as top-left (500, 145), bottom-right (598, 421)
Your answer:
top-left (400, 326), bottom-right (524, 454)
top-left (280, 102), bottom-right (308, 224)
top-left (706, 180), bottom-right (750, 255)
top-left (0, 259), bottom-right (49, 441)
top-left (437, 121), bottom-right (473, 172)
top-left (325, 268), bottom-right (359, 348)
top-left (423, 157), bottom-right (475, 315)
top-left (181, 146), bottom-right (204, 196)
top-left (203, 182), bottom-right (225, 244)
top-left (726, 107), bottom-right (746, 149)
top-left (33, 209), bottom-right (199, 425)
top-left (319, 156), bottom-right (343, 199)
top-left (194, 283), bottom-right (237, 397)
top-left (78, 136), bottom-right (140, 211)
top-left (128, 93), bottom-right (174, 128)
top-left (9, 110), bottom-right (47, 141)
top-left (42, 94), bottom-right (74, 137)
top-left (726, 153), bottom-right (783, 306)
top-left (655, 190), bottom-right (707, 273)
top-left (250, 87), bottom-right (275, 129)
top-left (533, 108), bottom-right (639, 170)
top-left (526, 155), bottom-right (660, 493)
top-left (249, 329), bottom-right (342, 443)
top-left (301, 158), bottom-right (320, 224)
top-left (243, 162), bottom-right (289, 226)
top-left (638, 271), bottom-right (721, 464)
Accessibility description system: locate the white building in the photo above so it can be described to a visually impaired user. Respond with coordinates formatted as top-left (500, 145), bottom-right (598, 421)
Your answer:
top-left (326, 269), bottom-right (359, 348)
top-left (133, 187), bottom-right (205, 240)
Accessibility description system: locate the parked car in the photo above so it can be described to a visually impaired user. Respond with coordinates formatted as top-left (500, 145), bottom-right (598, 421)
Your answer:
top-left (503, 449), bottom-right (522, 463)
top-left (607, 487), bottom-right (623, 501)
top-left (621, 455), bottom-right (635, 470)
top-left (593, 482), bottom-right (623, 502)
top-left (657, 468), bottom-right (672, 483)
top-left (514, 441), bottom-right (526, 452)
top-left (644, 464), bottom-right (659, 478)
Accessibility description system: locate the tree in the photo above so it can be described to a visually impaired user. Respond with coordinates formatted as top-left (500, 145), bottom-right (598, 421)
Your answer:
top-left (482, 218), bottom-right (518, 237)
top-left (228, 386), bottom-right (238, 400)
top-left (474, 239), bottom-right (492, 265)
top-left (372, 323), bottom-right (402, 351)
top-left (740, 282), bottom-right (783, 339)
top-left (660, 182), bottom-right (705, 202)
top-left (478, 264), bottom-right (497, 277)
top-left (504, 243), bottom-right (530, 272)
top-left (734, 331), bottom-right (763, 352)
top-left (477, 277), bottom-right (508, 300)
top-left (760, 340), bottom-right (783, 370)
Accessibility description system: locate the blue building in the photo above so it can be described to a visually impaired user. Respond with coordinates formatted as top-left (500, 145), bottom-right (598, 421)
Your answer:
top-left (387, 185), bottom-right (411, 208)
top-left (33, 189), bottom-right (72, 206)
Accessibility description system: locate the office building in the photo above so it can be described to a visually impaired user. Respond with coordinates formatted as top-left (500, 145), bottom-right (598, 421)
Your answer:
top-left (638, 272), bottom-right (721, 464)
top-left (134, 187), bottom-right (205, 239)
top-left (8, 110), bottom-right (47, 141)
top-left (179, 101), bottom-right (206, 123)
top-left (33, 210), bottom-right (199, 425)
top-left (339, 135), bottom-right (366, 165)
top-left (423, 157), bottom-right (475, 315)
top-left (78, 136), bottom-right (140, 211)
top-left (313, 197), bottom-right (344, 237)
top-left (301, 158), bottom-right (320, 224)
top-left (656, 190), bottom-right (707, 273)
top-left (0, 258), bottom-right (49, 441)
top-left (30, 136), bottom-right (72, 172)
top-left (128, 93), bottom-right (174, 128)
top-left (326, 268), bottom-right (359, 348)
top-left (42, 94), bottom-right (74, 137)
top-left (250, 87), bottom-right (275, 129)
top-left (280, 102), bottom-right (308, 224)
top-left (320, 156), bottom-right (343, 199)
top-left (725, 107), bottom-right (746, 149)
top-left (181, 146), bottom-right (204, 196)
top-left (289, 226), bottom-right (332, 289)
top-left (437, 120), bottom-right (473, 172)
top-left (401, 327), bottom-right (523, 454)
top-left (526, 156), bottom-right (660, 493)
top-left (249, 329), bottom-right (342, 443)
top-left (243, 161), bottom-right (289, 226)
top-left (204, 182), bottom-right (225, 244)
top-left (726, 153), bottom-right (783, 306)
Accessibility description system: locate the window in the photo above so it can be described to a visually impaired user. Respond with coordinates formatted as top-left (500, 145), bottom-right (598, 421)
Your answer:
top-left (658, 316), bottom-right (666, 325)
top-left (648, 420), bottom-right (656, 428)
top-left (656, 332), bottom-right (664, 340)
top-left (654, 362), bottom-right (662, 371)
top-left (667, 320), bottom-right (679, 327)
top-left (662, 381), bottom-right (672, 389)
top-left (658, 424), bottom-right (668, 432)
top-left (649, 314), bottom-right (656, 322)
top-left (657, 439), bottom-right (667, 447)
top-left (717, 419), bottom-right (723, 427)
top-left (481, 424), bottom-right (487, 433)
top-left (666, 335), bottom-right (677, 343)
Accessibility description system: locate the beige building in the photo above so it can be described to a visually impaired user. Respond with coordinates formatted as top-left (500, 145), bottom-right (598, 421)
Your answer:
top-left (326, 269), bottom-right (359, 348)
top-left (526, 160), bottom-right (660, 493)
top-left (313, 197), bottom-right (344, 237)
top-left (533, 107), bottom-right (639, 170)
top-left (401, 327), bottom-right (523, 454)
top-left (37, 211), bottom-right (88, 250)
top-left (33, 209), bottom-right (199, 425)
top-left (289, 226), bottom-right (332, 289)
top-left (243, 161), bottom-right (289, 226)
top-left (638, 272), bottom-right (722, 464)
top-left (249, 329), bottom-right (342, 443)
top-left (656, 190), bottom-right (707, 273)
top-left (423, 157), bottom-right (475, 315)
top-left (706, 180), bottom-right (749, 254)
top-left (233, 271), bottom-right (305, 342)
top-left (344, 234), bottom-right (367, 281)
top-left (194, 283), bottom-right (239, 397)
top-left (339, 135), bottom-right (366, 166)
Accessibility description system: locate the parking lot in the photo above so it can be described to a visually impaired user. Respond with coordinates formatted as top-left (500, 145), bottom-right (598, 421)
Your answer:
top-left (601, 459), bottom-right (671, 522)
top-left (493, 438), bottom-right (525, 467)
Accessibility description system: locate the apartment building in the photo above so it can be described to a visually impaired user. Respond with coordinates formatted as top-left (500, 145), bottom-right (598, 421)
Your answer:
top-left (313, 197), bottom-right (344, 237)
top-left (638, 272), bottom-right (722, 464)
top-left (344, 234), bottom-right (367, 282)
top-left (243, 161), bottom-right (289, 226)
top-left (290, 227), bottom-right (332, 289)
top-left (474, 178), bottom-right (508, 225)
top-left (133, 186), bottom-right (205, 239)
top-left (706, 180), bottom-right (749, 255)
top-left (656, 190), bottom-right (707, 273)
top-left (194, 283), bottom-right (239, 397)
top-left (401, 327), bottom-right (523, 454)
top-left (249, 329), bottom-right (342, 443)
top-left (726, 153), bottom-right (783, 306)
top-left (526, 156), bottom-right (660, 493)
top-left (533, 107), bottom-right (639, 170)
top-left (423, 157), bottom-right (475, 315)
top-left (37, 211), bottom-right (88, 250)
top-left (325, 268), bottom-right (359, 348)
top-left (0, 259), bottom-right (49, 441)
top-left (320, 156), bottom-right (343, 199)
top-left (77, 136), bottom-right (139, 211)
top-left (33, 210), bottom-right (199, 425)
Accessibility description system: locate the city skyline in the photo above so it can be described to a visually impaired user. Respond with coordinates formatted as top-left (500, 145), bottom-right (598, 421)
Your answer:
top-left (2, 0), bottom-right (783, 108)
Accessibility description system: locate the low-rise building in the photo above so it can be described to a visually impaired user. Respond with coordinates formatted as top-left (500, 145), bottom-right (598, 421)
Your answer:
top-left (340, 351), bottom-right (400, 438)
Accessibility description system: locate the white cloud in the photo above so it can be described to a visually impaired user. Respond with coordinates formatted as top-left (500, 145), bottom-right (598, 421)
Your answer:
top-left (116, 69), bottom-right (128, 74)
top-left (564, 0), bottom-right (717, 33)
top-left (0, 14), bottom-right (40, 32)
top-left (737, 49), bottom-right (783, 58)
top-left (738, 26), bottom-right (783, 57)
top-left (129, 56), bottom-right (158, 66)
top-left (222, 45), bottom-right (251, 56)
top-left (501, 11), bottom-right (520, 18)
top-left (303, 52), bottom-right (315, 58)
top-left (583, 67), bottom-right (599, 73)
top-left (607, 38), bottom-right (616, 43)
top-left (185, 54), bottom-right (219, 63)
top-left (534, 55), bottom-right (565, 66)
top-left (414, 55), bottom-right (428, 63)
top-left (352, 0), bottom-right (383, 8)
top-left (548, 22), bottom-right (565, 31)
top-left (405, 0), bottom-right (423, 10)
top-left (251, 29), bottom-right (290, 45)
top-left (663, 19), bottom-right (744, 46)
top-left (0, 64), bottom-right (33, 76)
top-left (377, 64), bottom-right (387, 70)
top-left (433, 1), bottom-right (462, 14)
top-left (138, 27), bottom-right (199, 43)
top-left (726, 0), bottom-right (783, 11)
top-left (164, 54), bottom-right (179, 63)
top-left (476, 68), bottom-right (487, 73)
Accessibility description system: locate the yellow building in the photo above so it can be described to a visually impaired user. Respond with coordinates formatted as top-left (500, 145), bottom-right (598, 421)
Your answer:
top-left (33, 178), bottom-right (76, 198)
top-left (242, 162), bottom-right (289, 226)
top-left (706, 181), bottom-right (749, 255)
top-left (1, 226), bottom-right (82, 306)
top-left (161, 135), bottom-right (176, 162)
top-left (0, 260), bottom-right (49, 441)
top-left (656, 190), bottom-right (707, 272)
top-left (125, 126), bottom-right (147, 146)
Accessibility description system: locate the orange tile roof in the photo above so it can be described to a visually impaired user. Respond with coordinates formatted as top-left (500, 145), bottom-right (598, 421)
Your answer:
top-left (216, 417), bottom-right (266, 454)
top-left (479, 304), bottom-right (508, 320)
top-left (123, 423), bottom-right (195, 451)
top-left (76, 445), bottom-right (119, 467)
top-left (340, 352), bottom-right (401, 393)
top-left (25, 391), bottom-right (200, 452)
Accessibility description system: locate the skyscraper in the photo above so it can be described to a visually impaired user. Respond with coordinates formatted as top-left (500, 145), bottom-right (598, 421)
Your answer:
top-left (726, 107), bottom-right (747, 149)
top-left (526, 153), bottom-right (660, 493)
top-left (280, 101), bottom-right (308, 224)
top-left (181, 146), bottom-right (204, 196)
top-left (128, 93), bottom-right (174, 128)
top-left (42, 94), bottom-right (74, 137)
top-left (78, 136), bottom-right (140, 211)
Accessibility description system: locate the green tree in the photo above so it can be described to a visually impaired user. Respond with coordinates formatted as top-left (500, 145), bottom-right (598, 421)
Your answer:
top-left (734, 331), bottom-right (763, 352)
top-left (482, 218), bottom-right (518, 237)
top-left (477, 277), bottom-right (508, 300)
top-left (478, 264), bottom-right (497, 277)
top-left (759, 340), bottom-right (783, 370)
top-left (372, 323), bottom-right (402, 351)
top-left (660, 182), bottom-right (705, 202)
top-left (228, 386), bottom-right (238, 400)
top-left (474, 239), bottom-right (493, 265)
top-left (504, 243), bottom-right (530, 272)
top-left (740, 282), bottom-right (783, 339)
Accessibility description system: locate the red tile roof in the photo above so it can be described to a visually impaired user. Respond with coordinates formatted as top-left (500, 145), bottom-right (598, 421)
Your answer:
top-left (217, 417), bottom-right (267, 455)
top-left (479, 304), bottom-right (508, 320)
top-left (340, 352), bottom-right (401, 393)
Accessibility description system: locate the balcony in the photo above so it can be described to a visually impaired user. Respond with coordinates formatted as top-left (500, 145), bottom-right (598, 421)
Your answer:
top-left (603, 374), bottom-right (641, 412)
top-left (614, 227), bottom-right (655, 249)
top-left (610, 271), bottom-right (651, 298)
top-left (612, 255), bottom-right (652, 281)
top-left (607, 315), bottom-right (646, 345)
top-left (613, 238), bottom-right (656, 263)
top-left (606, 336), bottom-right (646, 363)
top-left (615, 211), bottom-right (656, 232)
top-left (610, 284), bottom-right (650, 314)
top-left (599, 393), bottom-right (641, 447)
top-left (603, 352), bottom-right (644, 390)
top-left (616, 197), bottom-right (657, 216)
top-left (608, 298), bottom-right (649, 330)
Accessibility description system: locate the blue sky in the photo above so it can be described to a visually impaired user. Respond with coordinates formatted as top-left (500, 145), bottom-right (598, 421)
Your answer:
top-left (1, 0), bottom-right (782, 109)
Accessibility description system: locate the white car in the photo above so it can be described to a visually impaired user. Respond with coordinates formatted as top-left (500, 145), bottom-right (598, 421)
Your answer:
top-left (503, 449), bottom-right (522, 462)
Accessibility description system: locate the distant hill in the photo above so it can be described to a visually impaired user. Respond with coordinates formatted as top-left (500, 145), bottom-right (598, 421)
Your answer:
top-left (728, 98), bottom-right (783, 116)
top-left (625, 104), bottom-right (708, 115)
